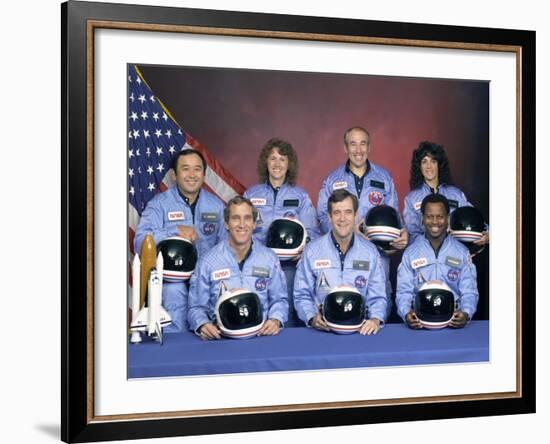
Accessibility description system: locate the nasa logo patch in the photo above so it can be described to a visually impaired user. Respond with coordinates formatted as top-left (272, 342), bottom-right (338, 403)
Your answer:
top-left (255, 278), bottom-right (267, 291)
top-left (168, 211), bottom-right (185, 221)
top-left (447, 269), bottom-right (460, 281)
top-left (368, 191), bottom-right (384, 205)
top-left (250, 198), bottom-right (267, 206)
top-left (333, 181), bottom-right (348, 190)
top-left (202, 222), bottom-right (215, 235)
top-left (354, 275), bottom-right (367, 289)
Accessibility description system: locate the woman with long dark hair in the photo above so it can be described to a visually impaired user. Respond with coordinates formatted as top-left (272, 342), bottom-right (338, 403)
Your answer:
top-left (403, 141), bottom-right (489, 246)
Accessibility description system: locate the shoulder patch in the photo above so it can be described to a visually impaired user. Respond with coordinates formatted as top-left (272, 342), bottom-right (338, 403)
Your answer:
top-left (414, 201), bottom-right (422, 211)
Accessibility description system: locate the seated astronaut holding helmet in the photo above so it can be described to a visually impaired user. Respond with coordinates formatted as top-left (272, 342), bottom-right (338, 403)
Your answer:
top-left (187, 195), bottom-right (289, 340)
top-left (396, 193), bottom-right (479, 329)
top-left (133, 149), bottom-right (226, 332)
top-left (244, 137), bottom-right (320, 327)
top-left (293, 189), bottom-right (388, 335)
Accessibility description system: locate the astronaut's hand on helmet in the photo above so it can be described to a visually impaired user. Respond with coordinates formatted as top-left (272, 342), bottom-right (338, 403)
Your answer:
top-left (258, 319), bottom-right (282, 336)
top-left (449, 310), bottom-right (469, 328)
top-left (405, 311), bottom-right (423, 329)
top-left (176, 225), bottom-right (198, 242)
top-left (355, 221), bottom-right (367, 238)
top-left (309, 314), bottom-right (330, 332)
top-left (198, 322), bottom-right (222, 340)
top-left (359, 318), bottom-right (381, 335)
top-left (390, 229), bottom-right (409, 251)
top-left (472, 231), bottom-right (490, 246)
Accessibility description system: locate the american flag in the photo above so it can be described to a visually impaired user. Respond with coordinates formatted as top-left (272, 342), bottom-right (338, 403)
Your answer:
top-left (127, 64), bottom-right (245, 256)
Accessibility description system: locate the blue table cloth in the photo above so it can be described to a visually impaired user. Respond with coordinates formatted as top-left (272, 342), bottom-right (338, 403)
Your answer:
top-left (128, 321), bottom-right (489, 378)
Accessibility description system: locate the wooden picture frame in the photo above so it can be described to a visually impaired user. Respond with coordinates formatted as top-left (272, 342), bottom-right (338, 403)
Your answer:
top-left (61, 1), bottom-right (535, 442)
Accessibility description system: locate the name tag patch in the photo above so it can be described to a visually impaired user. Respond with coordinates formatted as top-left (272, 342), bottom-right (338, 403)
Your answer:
top-left (252, 266), bottom-right (270, 278)
top-left (333, 181), bottom-right (348, 190)
top-left (448, 199), bottom-right (459, 209)
top-left (283, 199), bottom-right (299, 207)
top-left (353, 260), bottom-right (370, 271)
top-left (250, 198), bottom-right (267, 206)
top-left (212, 269), bottom-right (231, 281)
top-left (445, 256), bottom-right (462, 268)
top-left (411, 258), bottom-right (428, 269)
top-left (369, 180), bottom-right (385, 190)
top-left (201, 212), bottom-right (219, 222)
top-left (314, 259), bottom-right (332, 269)
top-left (168, 211), bottom-right (185, 221)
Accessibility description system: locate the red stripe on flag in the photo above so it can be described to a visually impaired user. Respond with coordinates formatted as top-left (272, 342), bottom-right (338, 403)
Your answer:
top-left (186, 133), bottom-right (246, 195)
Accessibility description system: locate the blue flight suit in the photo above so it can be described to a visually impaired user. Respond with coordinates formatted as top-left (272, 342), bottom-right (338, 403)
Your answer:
top-left (293, 232), bottom-right (388, 326)
top-left (134, 187), bottom-right (226, 332)
top-left (187, 240), bottom-right (289, 333)
top-left (396, 235), bottom-right (479, 321)
top-left (403, 183), bottom-right (471, 244)
top-left (244, 182), bottom-right (320, 244)
top-left (317, 160), bottom-right (400, 315)
top-left (244, 182), bottom-right (320, 327)
top-left (317, 161), bottom-right (399, 234)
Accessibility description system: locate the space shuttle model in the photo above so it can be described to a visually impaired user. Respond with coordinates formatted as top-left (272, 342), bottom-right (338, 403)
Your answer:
top-left (130, 234), bottom-right (172, 345)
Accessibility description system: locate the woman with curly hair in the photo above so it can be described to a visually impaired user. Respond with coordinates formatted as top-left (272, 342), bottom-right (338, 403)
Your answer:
top-left (244, 137), bottom-right (320, 326)
top-left (403, 141), bottom-right (489, 246)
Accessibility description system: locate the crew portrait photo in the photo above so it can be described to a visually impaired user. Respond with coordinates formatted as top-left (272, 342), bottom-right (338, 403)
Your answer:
top-left (126, 62), bottom-right (490, 378)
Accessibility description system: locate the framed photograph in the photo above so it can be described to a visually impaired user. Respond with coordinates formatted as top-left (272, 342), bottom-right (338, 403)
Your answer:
top-left (62, 0), bottom-right (535, 442)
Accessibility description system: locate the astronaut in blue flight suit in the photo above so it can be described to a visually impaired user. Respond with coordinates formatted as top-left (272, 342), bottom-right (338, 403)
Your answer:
top-left (134, 149), bottom-right (226, 333)
top-left (396, 193), bottom-right (479, 329)
top-left (403, 141), bottom-right (489, 246)
top-left (316, 127), bottom-right (408, 316)
top-left (188, 195), bottom-right (289, 340)
top-left (294, 189), bottom-right (387, 335)
top-left (244, 138), bottom-right (320, 327)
